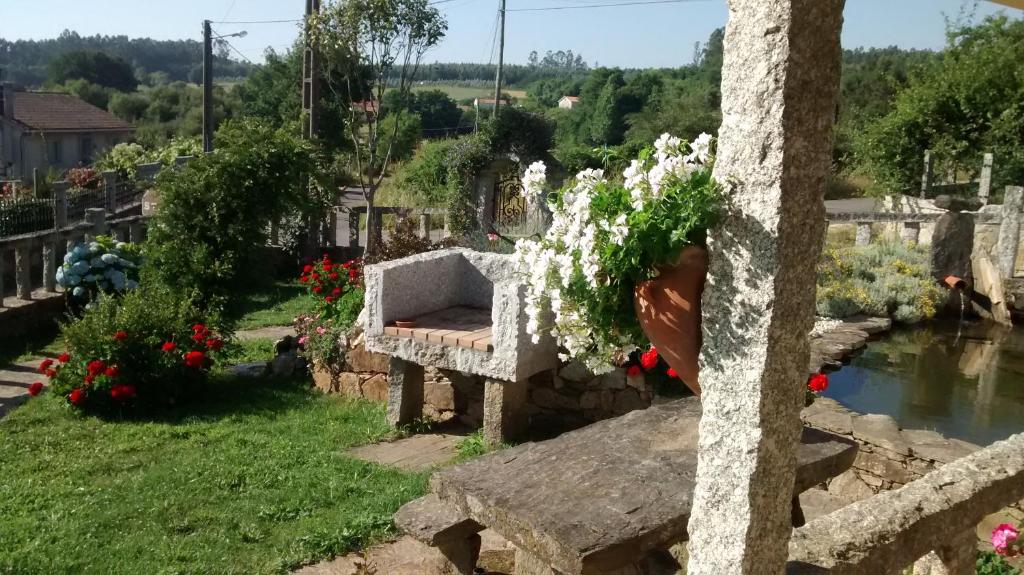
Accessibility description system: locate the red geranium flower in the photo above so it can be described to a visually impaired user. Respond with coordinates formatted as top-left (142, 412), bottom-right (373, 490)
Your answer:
top-left (45, 368), bottom-right (57, 378)
top-left (113, 330), bottom-right (128, 341)
top-left (28, 382), bottom-right (43, 397)
top-left (183, 350), bottom-right (206, 368)
top-left (87, 360), bottom-right (106, 376)
top-left (191, 332), bottom-right (206, 343)
top-left (324, 296), bottom-right (335, 304)
top-left (161, 341), bottom-right (177, 352)
top-left (626, 365), bottom-right (642, 377)
top-left (299, 275), bottom-right (310, 284)
top-left (110, 383), bottom-right (136, 401)
top-left (331, 287), bottom-right (342, 296)
top-left (84, 374), bottom-right (95, 385)
top-left (328, 272), bottom-right (339, 280)
top-left (192, 323), bottom-right (206, 333)
top-left (303, 264), bottom-right (314, 274)
top-left (38, 358), bottom-right (54, 373)
top-left (312, 286), bottom-right (323, 294)
top-left (69, 388), bottom-right (85, 406)
top-left (342, 261), bottom-right (351, 269)
top-left (104, 365), bottom-right (120, 378)
top-left (205, 338), bottom-right (224, 351)
top-left (639, 347), bottom-right (659, 371)
top-left (311, 273), bottom-right (319, 281)
top-left (349, 269), bottom-right (359, 280)
top-left (58, 352), bottom-right (70, 363)
top-left (807, 373), bottom-right (829, 393)
top-left (666, 367), bottom-right (679, 379)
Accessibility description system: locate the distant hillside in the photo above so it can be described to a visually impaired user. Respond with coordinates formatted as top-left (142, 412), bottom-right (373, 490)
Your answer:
top-left (0, 30), bottom-right (256, 87)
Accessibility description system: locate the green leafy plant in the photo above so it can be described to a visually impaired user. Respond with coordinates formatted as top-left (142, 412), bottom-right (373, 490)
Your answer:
top-left (977, 551), bottom-right (1020, 575)
top-left (516, 133), bottom-right (721, 372)
top-left (294, 255), bottom-right (365, 370)
top-left (40, 285), bottom-right (225, 412)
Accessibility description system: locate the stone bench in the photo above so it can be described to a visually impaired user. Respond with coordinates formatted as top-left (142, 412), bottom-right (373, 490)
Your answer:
top-left (398, 398), bottom-right (858, 575)
top-left (365, 249), bottom-right (558, 446)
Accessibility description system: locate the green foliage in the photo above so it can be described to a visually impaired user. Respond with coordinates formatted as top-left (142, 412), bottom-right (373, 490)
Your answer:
top-left (381, 138), bottom-right (459, 207)
top-left (816, 242), bottom-right (942, 323)
top-left (377, 111), bottom-right (423, 164)
top-left (48, 50), bottom-right (138, 92)
top-left (0, 379), bottom-right (425, 573)
top-left (94, 137), bottom-right (201, 183)
top-left (589, 72), bottom-right (627, 145)
top-left (365, 218), bottom-right (455, 265)
top-left (853, 16), bottom-right (1024, 194)
top-left (145, 118), bottom-right (325, 315)
top-left (51, 78), bottom-right (114, 109)
top-left (383, 88), bottom-right (463, 135)
top-left (121, 81), bottom-right (241, 148)
top-left (49, 284), bottom-right (222, 412)
top-left (977, 551), bottom-right (1020, 575)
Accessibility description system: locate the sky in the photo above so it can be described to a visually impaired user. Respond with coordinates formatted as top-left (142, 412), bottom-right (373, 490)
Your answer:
top-left (0, 0), bottom-right (1018, 69)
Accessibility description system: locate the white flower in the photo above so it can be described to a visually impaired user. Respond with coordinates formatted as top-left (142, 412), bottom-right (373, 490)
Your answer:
top-left (521, 161), bottom-right (547, 203)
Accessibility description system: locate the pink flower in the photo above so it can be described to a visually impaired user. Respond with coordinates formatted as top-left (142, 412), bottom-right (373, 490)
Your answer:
top-left (298, 336), bottom-right (308, 346)
top-left (993, 524), bottom-right (1020, 556)
top-left (487, 233), bottom-right (499, 242)
top-left (316, 326), bottom-right (327, 335)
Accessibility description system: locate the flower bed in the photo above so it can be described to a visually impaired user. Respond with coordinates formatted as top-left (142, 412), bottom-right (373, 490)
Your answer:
top-left (295, 255), bottom-right (365, 371)
top-left (35, 286), bottom-right (223, 411)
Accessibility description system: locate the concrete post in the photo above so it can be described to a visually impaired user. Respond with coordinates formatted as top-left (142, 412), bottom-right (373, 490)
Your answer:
top-left (103, 171), bottom-right (117, 213)
top-left (42, 241), bottom-right (56, 292)
top-left (996, 186), bottom-right (1023, 279)
top-left (978, 153), bottom-right (993, 206)
top-left (15, 243), bottom-right (32, 300)
top-left (900, 221), bottom-right (921, 246)
top-left (686, 1), bottom-right (845, 573)
top-left (348, 211), bottom-right (360, 249)
top-left (84, 208), bottom-right (107, 241)
top-left (128, 221), bottom-right (144, 244)
top-left (53, 184), bottom-right (68, 230)
top-left (419, 213), bottom-right (431, 240)
top-left (856, 221), bottom-right (872, 246)
top-left (921, 150), bottom-right (933, 199)
top-left (443, 213), bottom-right (452, 239)
top-left (386, 357), bottom-right (424, 427)
top-left (482, 378), bottom-right (529, 448)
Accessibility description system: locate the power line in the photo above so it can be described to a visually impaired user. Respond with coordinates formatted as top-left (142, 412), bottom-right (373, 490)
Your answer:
top-left (210, 18), bottom-right (301, 24)
top-left (220, 0), bottom-right (238, 22)
top-left (507, 0), bottom-right (710, 11)
top-left (211, 30), bottom-right (255, 64)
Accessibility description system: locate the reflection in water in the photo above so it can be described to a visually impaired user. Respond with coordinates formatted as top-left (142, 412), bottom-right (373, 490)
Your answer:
top-left (824, 320), bottom-right (1024, 446)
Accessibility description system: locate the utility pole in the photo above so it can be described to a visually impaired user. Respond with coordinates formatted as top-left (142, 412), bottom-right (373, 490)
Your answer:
top-left (302, 0), bottom-right (322, 139)
top-left (202, 20), bottom-right (214, 153)
top-left (492, 0), bottom-right (506, 119)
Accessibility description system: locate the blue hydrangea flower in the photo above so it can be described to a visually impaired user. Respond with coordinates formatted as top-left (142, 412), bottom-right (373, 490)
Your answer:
top-left (89, 257), bottom-right (106, 269)
top-left (100, 253), bottom-right (118, 265)
top-left (72, 245), bottom-right (89, 259)
top-left (55, 266), bottom-right (65, 285)
top-left (72, 286), bottom-right (86, 298)
top-left (63, 252), bottom-right (73, 264)
top-left (70, 261), bottom-right (89, 276)
top-left (65, 274), bottom-right (81, 287)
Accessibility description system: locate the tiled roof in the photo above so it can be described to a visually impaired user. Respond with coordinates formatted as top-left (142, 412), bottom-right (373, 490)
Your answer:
top-left (11, 92), bottom-right (134, 132)
top-left (561, 96), bottom-right (580, 102)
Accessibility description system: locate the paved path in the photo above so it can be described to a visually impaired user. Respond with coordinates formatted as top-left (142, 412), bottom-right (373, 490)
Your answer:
top-left (0, 358), bottom-right (47, 419)
top-left (345, 433), bottom-right (465, 472)
top-left (235, 325), bottom-right (296, 341)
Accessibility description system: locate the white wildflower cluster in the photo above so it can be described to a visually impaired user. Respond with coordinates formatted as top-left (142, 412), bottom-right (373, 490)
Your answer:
top-left (520, 161), bottom-right (547, 204)
top-left (56, 239), bottom-right (141, 300)
top-left (515, 133), bottom-right (714, 371)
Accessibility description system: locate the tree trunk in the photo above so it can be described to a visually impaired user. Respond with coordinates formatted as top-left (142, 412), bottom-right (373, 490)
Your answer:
top-left (364, 190), bottom-right (382, 258)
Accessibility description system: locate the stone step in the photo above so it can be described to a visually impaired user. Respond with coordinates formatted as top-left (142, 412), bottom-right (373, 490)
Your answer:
top-left (345, 432), bottom-right (466, 472)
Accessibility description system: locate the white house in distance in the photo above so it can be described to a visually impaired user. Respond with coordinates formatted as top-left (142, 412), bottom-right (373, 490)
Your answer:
top-left (558, 96), bottom-right (580, 110)
top-left (0, 85), bottom-right (134, 180)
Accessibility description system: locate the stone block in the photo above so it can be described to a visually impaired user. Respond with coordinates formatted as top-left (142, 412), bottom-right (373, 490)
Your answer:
top-left (361, 374), bottom-right (388, 402)
top-left (599, 369), bottom-right (627, 390)
top-left (612, 388), bottom-right (645, 415)
top-left (346, 343), bottom-right (390, 373)
top-left (483, 378), bottom-right (529, 447)
top-left (558, 361), bottom-right (593, 383)
top-left (339, 372), bottom-right (362, 397)
top-left (853, 451), bottom-right (916, 486)
top-left (626, 373), bottom-right (645, 391)
top-left (312, 365), bottom-right (338, 393)
top-left (804, 407), bottom-right (854, 436)
top-left (531, 387), bottom-right (579, 411)
top-left (579, 391), bottom-right (600, 410)
top-left (852, 414), bottom-right (911, 456)
top-left (387, 358), bottom-right (425, 427)
top-left (827, 469), bottom-right (875, 502)
top-left (425, 381), bottom-right (456, 411)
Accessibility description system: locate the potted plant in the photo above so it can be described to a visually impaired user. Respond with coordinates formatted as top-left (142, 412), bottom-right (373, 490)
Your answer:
top-left (515, 133), bottom-right (720, 395)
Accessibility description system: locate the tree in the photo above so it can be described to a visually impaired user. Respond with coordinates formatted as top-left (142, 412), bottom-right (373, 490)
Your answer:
top-left (853, 16), bottom-right (1024, 194)
top-left (48, 51), bottom-right (138, 92)
top-left (383, 89), bottom-right (462, 136)
top-left (311, 0), bottom-right (447, 255)
top-left (589, 73), bottom-right (626, 145)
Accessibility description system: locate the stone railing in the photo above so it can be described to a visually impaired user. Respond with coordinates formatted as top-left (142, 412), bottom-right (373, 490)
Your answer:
top-left (787, 430), bottom-right (1024, 574)
top-left (340, 205), bottom-right (449, 255)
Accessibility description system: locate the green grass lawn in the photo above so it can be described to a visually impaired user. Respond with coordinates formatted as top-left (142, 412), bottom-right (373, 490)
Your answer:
top-left (231, 281), bottom-right (311, 331)
top-left (0, 376), bottom-right (427, 574)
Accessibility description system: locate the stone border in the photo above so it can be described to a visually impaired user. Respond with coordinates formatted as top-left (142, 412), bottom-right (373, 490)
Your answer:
top-left (808, 316), bottom-right (891, 375)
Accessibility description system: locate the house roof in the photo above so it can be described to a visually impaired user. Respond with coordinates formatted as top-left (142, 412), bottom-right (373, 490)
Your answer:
top-left (351, 100), bottom-right (379, 114)
top-left (988, 0), bottom-right (1024, 7)
top-left (10, 92), bottom-right (134, 133)
top-left (560, 96), bottom-right (580, 102)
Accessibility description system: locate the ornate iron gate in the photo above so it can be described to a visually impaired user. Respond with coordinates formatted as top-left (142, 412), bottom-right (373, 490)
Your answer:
top-left (493, 167), bottom-right (527, 229)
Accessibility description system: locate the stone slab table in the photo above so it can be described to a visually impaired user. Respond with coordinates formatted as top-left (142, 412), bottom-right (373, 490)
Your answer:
top-left (365, 249), bottom-right (559, 446)
top-left (419, 398), bottom-right (857, 575)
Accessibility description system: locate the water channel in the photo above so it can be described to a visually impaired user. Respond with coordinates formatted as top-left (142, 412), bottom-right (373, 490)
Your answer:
top-left (824, 319), bottom-right (1024, 446)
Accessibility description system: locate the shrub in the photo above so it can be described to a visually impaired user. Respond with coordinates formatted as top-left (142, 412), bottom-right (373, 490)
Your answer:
top-left (65, 167), bottom-right (103, 191)
top-left (56, 236), bottom-right (142, 302)
top-left (41, 286), bottom-right (224, 412)
top-left (977, 551), bottom-right (1020, 575)
top-left (816, 242), bottom-right (942, 323)
top-left (145, 118), bottom-right (325, 315)
top-left (364, 217), bottom-right (456, 265)
top-left (295, 255), bottom-right (365, 369)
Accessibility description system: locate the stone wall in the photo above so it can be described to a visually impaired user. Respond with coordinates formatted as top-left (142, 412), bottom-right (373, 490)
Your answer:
top-left (313, 335), bottom-right (664, 434)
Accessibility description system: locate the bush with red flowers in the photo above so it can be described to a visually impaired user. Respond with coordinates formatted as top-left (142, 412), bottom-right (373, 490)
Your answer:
top-left (46, 285), bottom-right (225, 412)
top-left (805, 372), bottom-right (830, 406)
top-left (619, 346), bottom-right (692, 397)
top-left (295, 254), bottom-right (365, 370)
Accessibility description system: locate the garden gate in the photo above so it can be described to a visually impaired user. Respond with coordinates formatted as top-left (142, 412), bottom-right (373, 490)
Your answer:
top-left (492, 165), bottom-right (526, 230)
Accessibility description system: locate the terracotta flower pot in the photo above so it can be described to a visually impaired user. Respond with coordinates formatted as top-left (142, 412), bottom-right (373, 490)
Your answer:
top-left (633, 245), bottom-right (708, 396)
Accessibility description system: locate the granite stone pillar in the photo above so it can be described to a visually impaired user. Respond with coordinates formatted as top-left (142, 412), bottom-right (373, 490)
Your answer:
top-left (900, 221), bottom-right (921, 246)
top-left (686, 1), bottom-right (845, 573)
top-left (482, 378), bottom-right (529, 448)
top-left (996, 186), bottom-right (1023, 279)
top-left (855, 221), bottom-right (872, 246)
top-left (15, 244), bottom-right (32, 300)
top-left (979, 153), bottom-right (993, 206)
top-left (386, 357), bottom-right (424, 427)
top-left (42, 241), bottom-right (57, 292)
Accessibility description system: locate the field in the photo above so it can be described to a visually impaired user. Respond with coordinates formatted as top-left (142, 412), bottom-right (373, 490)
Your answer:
top-left (412, 83), bottom-right (527, 102)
